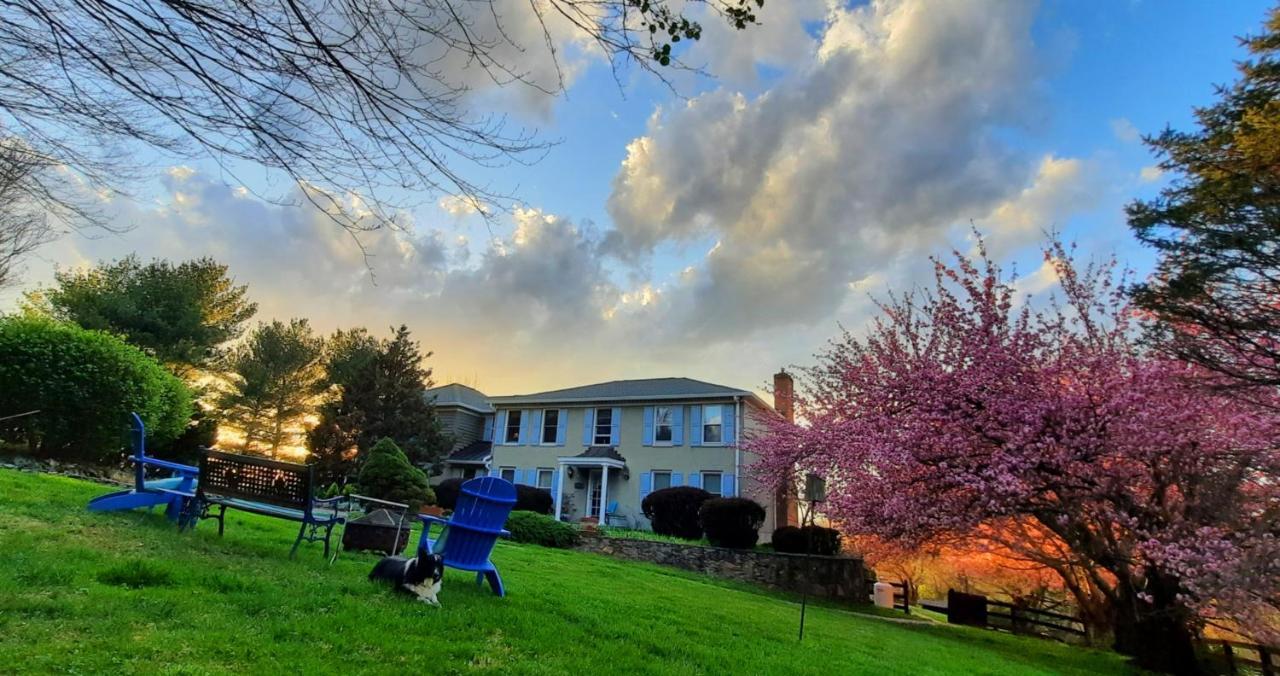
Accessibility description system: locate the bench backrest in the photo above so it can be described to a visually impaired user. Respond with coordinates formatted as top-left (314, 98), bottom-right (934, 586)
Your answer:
top-left (198, 449), bottom-right (314, 513)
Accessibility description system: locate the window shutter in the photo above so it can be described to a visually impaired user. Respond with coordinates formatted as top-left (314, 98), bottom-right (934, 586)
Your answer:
top-left (724, 404), bottom-right (736, 444)
top-left (495, 411), bottom-right (507, 445)
top-left (488, 466), bottom-right (500, 477)
top-left (723, 474), bottom-right (736, 497)
top-left (672, 406), bottom-right (684, 446)
top-left (582, 409), bottom-right (594, 445)
top-left (642, 407), bottom-right (654, 446)
top-left (481, 414), bottom-right (494, 442)
top-left (551, 469), bottom-right (561, 494)
top-left (690, 406), bottom-right (703, 446)
top-left (689, 472), bottom-right (701, 488)
top-left (513, 469), bottom-right (524, 485)
top-left (640, 472), bottom-right (652, 501)
top-left (672, 472), bottom-right (683, 487)
top-left (529, 410), bottom-right (543, 444)
top-left (610, 407), bottom-right (621, 445)
top-left (555, 409), bottom-right (567, 446)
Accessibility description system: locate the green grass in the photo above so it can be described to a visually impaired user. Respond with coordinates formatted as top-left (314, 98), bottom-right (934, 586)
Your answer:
top-left (0, 469), bottom-right (1142, 675)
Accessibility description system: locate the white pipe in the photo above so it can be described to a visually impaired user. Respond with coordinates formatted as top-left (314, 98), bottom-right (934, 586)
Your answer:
top-left (734, 395), bottom-right (742, 497)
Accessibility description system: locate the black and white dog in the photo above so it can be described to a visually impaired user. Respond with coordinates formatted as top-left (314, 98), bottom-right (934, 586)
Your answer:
top-left (369, 549), bottom-right (445, 606)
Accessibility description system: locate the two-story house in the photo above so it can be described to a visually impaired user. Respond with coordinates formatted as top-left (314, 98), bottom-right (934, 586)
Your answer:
top-left (430, 376), bottom-right (796, 537)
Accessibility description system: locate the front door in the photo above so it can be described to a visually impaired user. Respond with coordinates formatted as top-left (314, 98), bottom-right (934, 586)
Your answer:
top-left (587, 469), bottom-right (603, 520)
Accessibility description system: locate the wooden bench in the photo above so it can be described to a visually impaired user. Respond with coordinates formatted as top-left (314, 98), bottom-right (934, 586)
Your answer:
top-left (176, 449), bottom-right (343, 559)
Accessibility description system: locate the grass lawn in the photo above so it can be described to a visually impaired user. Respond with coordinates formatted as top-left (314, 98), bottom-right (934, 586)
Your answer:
top-left (0, 469), bottom-right (1142, 675)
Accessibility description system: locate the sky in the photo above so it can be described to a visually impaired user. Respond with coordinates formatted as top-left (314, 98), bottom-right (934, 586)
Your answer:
top-left (4, 0), bottom-right (1273, 401)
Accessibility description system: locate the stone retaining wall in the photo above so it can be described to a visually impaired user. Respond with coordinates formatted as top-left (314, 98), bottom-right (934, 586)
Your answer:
top-left (576, 532), bottom-right (873, 604)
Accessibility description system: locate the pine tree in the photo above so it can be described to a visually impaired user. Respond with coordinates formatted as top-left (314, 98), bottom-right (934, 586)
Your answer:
top-left (217, 319), bottom-right (324, 457)
top-left (1128, 7), bottom-right (1280, 395)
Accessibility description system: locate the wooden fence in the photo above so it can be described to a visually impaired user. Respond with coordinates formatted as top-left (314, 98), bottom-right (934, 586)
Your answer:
top-left (940, 590), bottom-right (1086, 641)
top-left (889, 580), bottom-right (911, 615)
top-left (1198, 638), bottom-right (1277, 675)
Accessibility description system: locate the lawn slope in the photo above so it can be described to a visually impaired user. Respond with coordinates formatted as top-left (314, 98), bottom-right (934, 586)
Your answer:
top-left (0, 470), bottom-right (1139, 675)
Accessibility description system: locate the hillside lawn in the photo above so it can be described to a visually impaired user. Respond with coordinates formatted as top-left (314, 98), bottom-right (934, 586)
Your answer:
top-left (0, 469), bottom-right (1142, 674)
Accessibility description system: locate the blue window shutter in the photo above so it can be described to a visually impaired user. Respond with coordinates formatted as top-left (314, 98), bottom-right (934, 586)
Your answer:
top-left (488, 466), bottom-right (500, 477)
top-left (513, 469), bottom-right (524, 485)
top-left (672, 472), bottom-right (683, 487)
top-left (495, 410), bottom-right (507, 445)
top-left (610, 407), bottom-right (621, 445)
top-left (530, 410), bottom-right (543, 444)
top-left (582, 409), bottom-right (594, 445)
top-left (690, 406), bottom-right (703, 446)
top-left (672, 406), bottom-right (684, 446)
top-left (555, 409), bottom-right (567, 446)
top-left (640, 472), bottom-right (652, 500)
top-left (551, 470), bottom-right (561, 494)
top-left (642, 407), bottom-right (654, 446)
top-left (724, 404), bottom-right (736, 444)
top-left (723, 474), bottom-right (736, 497)
top-left (690, 472), bottom-right (701, 488)
top-left (481, 414), bottom-right (494, 442)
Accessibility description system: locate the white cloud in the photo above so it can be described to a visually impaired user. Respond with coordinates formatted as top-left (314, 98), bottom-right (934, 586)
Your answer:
top-left (605, 0), bottom-right (1082, 340)
top-left (1140, 165), bottom-right (1164, 182)
top-left (1111, 117), bottom-right (1141, 143)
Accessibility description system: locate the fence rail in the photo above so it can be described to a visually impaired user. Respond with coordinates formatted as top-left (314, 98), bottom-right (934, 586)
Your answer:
top-left (1199, 638), bottom-right (1277, 676)
top-left (889, 580), bottom-right (911, 615)
top-left (943, 590), bottom-right (1086, 641)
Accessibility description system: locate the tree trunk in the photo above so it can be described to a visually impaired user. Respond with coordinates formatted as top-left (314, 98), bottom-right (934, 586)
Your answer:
top-left (1112, 572), bottom-right (1200, 674)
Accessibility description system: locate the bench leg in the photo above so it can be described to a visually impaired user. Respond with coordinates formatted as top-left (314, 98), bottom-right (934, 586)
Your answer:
top-left (217, 505), bottom-right (227, 537)
top-left (290, 521), bottom-right (307, 559)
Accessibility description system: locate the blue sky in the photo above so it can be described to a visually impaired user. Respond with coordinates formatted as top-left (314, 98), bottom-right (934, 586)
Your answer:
top-left (8, 0), bottom-right (1273, 398)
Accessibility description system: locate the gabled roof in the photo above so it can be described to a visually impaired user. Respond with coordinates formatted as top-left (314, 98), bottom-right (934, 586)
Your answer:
top-left (488, 377), bottom-right (754, 406)
top-left (446, 440), bottom-right (492, 464)
top-left (425, 383), bottom-right (494, 413)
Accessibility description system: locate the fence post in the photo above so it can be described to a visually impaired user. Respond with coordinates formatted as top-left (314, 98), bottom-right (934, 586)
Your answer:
top-left (1224, 643), bottom-right (1237, 675)
top-left (1261, 646), bottom-right (1274, 676)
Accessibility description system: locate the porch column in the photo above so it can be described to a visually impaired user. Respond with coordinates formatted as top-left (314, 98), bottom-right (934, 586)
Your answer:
top-left (599, 464), bottom-right (610, 522)
top-left (554, 462), bottom-right (566, 522)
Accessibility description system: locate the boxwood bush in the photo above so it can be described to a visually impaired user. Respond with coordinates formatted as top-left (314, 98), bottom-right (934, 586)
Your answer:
top-left (699, 497), bottom-right (766, 549)
top-left (771, 525), bottom-right (842, 556)
top-left (358, 438), bottom-right (434, 510)
top-left (641, 486), bottom-right (712, 540)
top-left (505, 510), bottom-right (579, 548)
top-left (0, 315), bottom-right (191, 461)
top-left (434, 477), bottom-right (553, 514)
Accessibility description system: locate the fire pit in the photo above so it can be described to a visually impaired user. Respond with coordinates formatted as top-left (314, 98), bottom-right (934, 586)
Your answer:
top-left (342, 508), bottom-right (414, 555)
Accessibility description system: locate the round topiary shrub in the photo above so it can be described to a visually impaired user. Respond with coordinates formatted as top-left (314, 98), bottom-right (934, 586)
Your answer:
top-left (434, 477), bottom-right (463, 509)
top-left (515, 483), bottom-right (553, 514)
top-left (642, 486), bottom-right (712, 540)
top-left (0, 315), bottom-right (192, 461)
top-left (505, 510), bottom-right (579, 548)
top-left (771, 525), bottom-right (842, 556)
top-left (358, 438), bottom-right (434, 510)
top-left (699, 497), bottom-right (766, 549)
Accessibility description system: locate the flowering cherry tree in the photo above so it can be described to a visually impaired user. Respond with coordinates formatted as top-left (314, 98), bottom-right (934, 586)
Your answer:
top-left (749, 239), bottom-right (1280, 670)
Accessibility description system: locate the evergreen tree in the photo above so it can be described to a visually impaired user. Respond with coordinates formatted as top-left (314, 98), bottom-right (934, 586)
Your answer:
top-left (307, 325), bottom-right (450, 482)
top-left (1128, 7), bottom-right (1280, 395)
top-left (218, 319), bottom-right (324, 457)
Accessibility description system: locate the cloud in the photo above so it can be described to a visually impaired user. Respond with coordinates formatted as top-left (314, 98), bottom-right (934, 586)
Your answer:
top-left (1111, 117), bottom-right (1141, 143)
top-left (1139, 165), bottom-right (1164, 182)
top-left (605, 0), bottom-right (1084, 340)
top-left (981, 155), bottom-right (1098, 247)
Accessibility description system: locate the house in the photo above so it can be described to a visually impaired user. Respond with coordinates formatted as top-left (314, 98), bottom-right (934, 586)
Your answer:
top-left (428, 374), bottom-right (800, 536)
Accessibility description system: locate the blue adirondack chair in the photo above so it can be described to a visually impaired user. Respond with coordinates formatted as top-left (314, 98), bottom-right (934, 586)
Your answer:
top-left (88, 413), bottom-right (198, 520)
top-left (417, 476), bottom-right (516, 597)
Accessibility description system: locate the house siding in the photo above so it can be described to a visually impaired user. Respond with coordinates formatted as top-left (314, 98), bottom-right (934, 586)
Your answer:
top-left (437, 408), bottom-right (484, 452)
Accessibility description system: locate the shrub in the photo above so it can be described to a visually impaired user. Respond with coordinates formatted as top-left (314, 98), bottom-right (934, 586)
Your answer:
top-left (642, 486), bottom-right (712, 540)
top-left (434, 477), bottom-right (553, 514)
top-left (515, 483), bottom-right (553, 514)
top-left (699, 497), bottom-right (766, 549)
top-left (771, 525), bottom-right (842, 556)
top-left (505, 510), bottom-right (579, 548)
top-left (357, 438), bottom-right (434, 510)
top-left (0, 315), bottom-right (192, 461)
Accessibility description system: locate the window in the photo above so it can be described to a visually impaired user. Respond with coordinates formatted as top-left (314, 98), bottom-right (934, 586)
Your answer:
top-left (702, 472), bottom-right (723, 497)
top-left (652, 470), bottom-right (672, 491)
top-left (500, 467), bottom-right (516, 483)
top-left (654, 406), bottom-right (673, 444)
top-left (504, 410), bottom-right (522, 444)
top-left (702, 405), bottom-right (723, 444)
top-left (541, 409), bottom-right (559, 444)
top-left (593, 408), bottom-right (613, 445)
top-left (536, 468), bottom-right (554, 489)
top-left (461, 466), bottom-right (478, 480)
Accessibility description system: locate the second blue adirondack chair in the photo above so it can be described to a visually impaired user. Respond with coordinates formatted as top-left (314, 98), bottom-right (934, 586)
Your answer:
top-left (418, 476), bottom-right (516, 597)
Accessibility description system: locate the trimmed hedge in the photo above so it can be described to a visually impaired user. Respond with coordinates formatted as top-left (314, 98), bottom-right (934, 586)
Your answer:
top-left (642, 486), bottom-right (712, 540)
top-left (358, 438), bottom-right (434, 510)
top-left (505, 510), bottom-right (579, 548)
top-left (699, 497), bottom-right (766, 549)
top-left (0, 315), bottom-right (192, 461)
top-left (433, 477), bottom-right (553, 514)
top-left (771, 525), bottom-right (842, 556)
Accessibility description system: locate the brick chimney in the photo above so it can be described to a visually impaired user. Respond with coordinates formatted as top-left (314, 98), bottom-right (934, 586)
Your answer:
top-left (773, 369), bottom-right (794, 423)
top-left (772, 369), bottom-right (800, 528)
